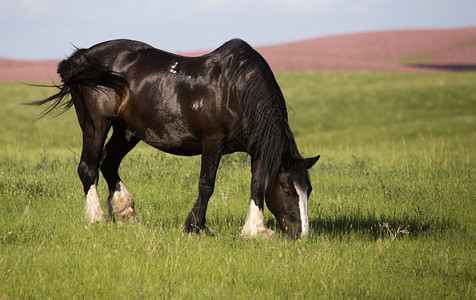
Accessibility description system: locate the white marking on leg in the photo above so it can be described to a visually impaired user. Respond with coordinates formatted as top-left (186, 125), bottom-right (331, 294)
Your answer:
top-left (294, 183), bottom-right (309, 238)
top-left (241, 199), bottom-right (274, 238)
top-left (84, 184), bottom-right (106, 223)
top-left (107, 181), bottom-right (139, 224)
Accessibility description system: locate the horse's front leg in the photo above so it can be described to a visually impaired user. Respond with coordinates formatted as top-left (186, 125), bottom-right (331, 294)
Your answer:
top-left (184, 145), bottom-right (221, 235)
top-left (241, 159), bottom-right (275, 238)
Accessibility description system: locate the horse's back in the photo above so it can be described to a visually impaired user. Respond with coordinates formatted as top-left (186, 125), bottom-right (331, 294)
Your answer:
top-left (87, 39), bottom-right (155, 58)
top-left (84, 38), bottom-right (259, 73)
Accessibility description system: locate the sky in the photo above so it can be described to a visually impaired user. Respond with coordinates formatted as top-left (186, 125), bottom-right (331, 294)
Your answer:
top-left (1, 0), bottom-right (475, 60)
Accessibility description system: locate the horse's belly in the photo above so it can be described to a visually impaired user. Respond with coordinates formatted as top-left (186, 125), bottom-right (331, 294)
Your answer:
top-left (128, 125), bottom-right (202, 156)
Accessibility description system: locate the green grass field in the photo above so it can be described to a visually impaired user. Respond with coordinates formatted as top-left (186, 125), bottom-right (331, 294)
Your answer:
top-left (1, 72), bottom-right (475, 298)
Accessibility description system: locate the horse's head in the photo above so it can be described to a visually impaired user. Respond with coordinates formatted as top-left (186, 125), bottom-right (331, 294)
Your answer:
top-left (265, 155), bottom-right (320, 238)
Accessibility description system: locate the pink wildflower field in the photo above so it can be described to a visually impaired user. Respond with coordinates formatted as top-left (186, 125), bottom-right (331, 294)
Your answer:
top-left (1, 27), bottom-right (475, 83)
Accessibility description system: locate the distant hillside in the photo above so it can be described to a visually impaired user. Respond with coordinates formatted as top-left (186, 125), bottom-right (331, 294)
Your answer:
top-left (256, 27), bottom-right (476, 72)
top-left (0, 59), bottom-right (61, 83)
top-left (1, 27), bottom-right (475, 82)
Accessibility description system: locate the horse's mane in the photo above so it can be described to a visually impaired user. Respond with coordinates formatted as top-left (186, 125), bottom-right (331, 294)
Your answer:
top-left (222, 40), bottom-right (303, 188)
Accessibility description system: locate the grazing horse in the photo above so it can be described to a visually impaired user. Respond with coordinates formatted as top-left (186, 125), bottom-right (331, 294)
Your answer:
top-left (31, 39), bottom-right (319, 238)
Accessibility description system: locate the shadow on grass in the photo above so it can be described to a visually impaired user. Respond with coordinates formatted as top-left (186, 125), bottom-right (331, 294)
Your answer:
top-left (309, 213), bottom-right (461, 240)
top-left (410, 64), bottom-right (476, 72)
top-left (265, 212), bottom-right (461, 240)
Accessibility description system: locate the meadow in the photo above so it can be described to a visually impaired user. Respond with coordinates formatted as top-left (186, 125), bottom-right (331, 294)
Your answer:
top-left (0, 71), bottom-right (474, 298)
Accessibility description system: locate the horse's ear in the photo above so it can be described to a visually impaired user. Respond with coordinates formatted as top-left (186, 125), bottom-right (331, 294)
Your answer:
top-left (304, 155), bottom-right (320, 169)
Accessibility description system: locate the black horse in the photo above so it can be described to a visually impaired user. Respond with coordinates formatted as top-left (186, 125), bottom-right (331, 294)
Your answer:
top-left (31, 39), bottom-right (319, 238)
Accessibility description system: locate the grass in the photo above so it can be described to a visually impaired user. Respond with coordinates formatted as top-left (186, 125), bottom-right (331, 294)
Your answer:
top-left (1, 72), bottom-right (475, 298)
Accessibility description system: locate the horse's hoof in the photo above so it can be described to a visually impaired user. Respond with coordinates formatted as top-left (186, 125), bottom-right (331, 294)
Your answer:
top-left (114, 207), bottom-right (140, 225)
top-left (185, 225), bottom-right (216, 237)
top-left (202, 227), bottom-right (216, 237)
top-left (84, 211), bottom-right (107, 224)
top-left (241, 227), bottom-right (275, 238)
top-left (115, 217), bottom-right (140, 225)
top-left (259, 228), bottom-right (275, 238)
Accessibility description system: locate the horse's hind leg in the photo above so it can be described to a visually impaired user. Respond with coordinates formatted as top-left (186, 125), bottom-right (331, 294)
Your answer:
top-left (100, 123), bottom-right (140, 224)
top-left (78, 120), bottom-right (111, 223)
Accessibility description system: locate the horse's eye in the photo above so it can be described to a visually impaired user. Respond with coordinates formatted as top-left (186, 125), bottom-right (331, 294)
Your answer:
top-left (282, 187), bottom-right (295, 198)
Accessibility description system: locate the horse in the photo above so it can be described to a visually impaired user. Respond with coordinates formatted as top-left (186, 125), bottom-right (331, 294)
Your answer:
top-left (30, 38), bottom-right (319, 238)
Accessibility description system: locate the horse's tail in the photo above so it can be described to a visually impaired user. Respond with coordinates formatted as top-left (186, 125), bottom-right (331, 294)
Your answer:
top-left (27, 49), bottom-right (129, 118)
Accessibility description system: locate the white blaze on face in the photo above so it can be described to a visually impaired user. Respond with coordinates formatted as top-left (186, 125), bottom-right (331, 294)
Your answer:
top-left (294, 183), bottom-right (309, 238)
